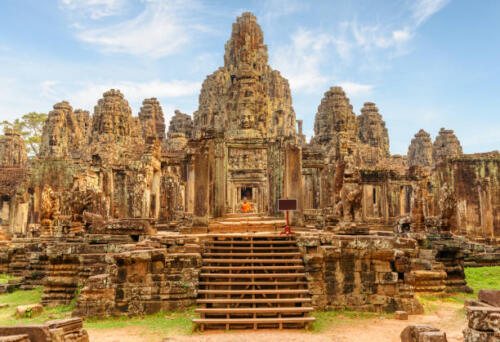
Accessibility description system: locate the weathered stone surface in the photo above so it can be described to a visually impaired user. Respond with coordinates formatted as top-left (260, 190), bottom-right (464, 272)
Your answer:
top-left (466, 306), bottom-right (500, 332)
top-left (400, 325), bottom-right (448, 342)
top-left (165, 110), bottom-right (193, 152)
top-left (463, 328), bottom-right (497, 342)
top-left (0, 317), bottom-right (88, 342)
top-left (139, 97), bottom-right (166, 141)
top-left (433, 128), bottom-right (462, 164)
top-left (312, 86), bottom-right (357, 152)
top-left (0, 130), bottom-right (27, 167)
top-left (395, 310), bottom-right (409, 320)
top-left (40, 101), bottom-right (89, 158)
top-left (358, 102), bottom-right (390, 157)
top-left (408, 129), bottom-right (433, 168)
top-left (15, 304), bottom-right (43, 318)
top-left (193, 12), bottom-right (296, 140)
top-left (478, 289), bottom-right (500, 307)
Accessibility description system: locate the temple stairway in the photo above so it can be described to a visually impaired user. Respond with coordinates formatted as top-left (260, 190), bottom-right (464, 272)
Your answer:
top-left (193, 234), bottom-right (315, 330)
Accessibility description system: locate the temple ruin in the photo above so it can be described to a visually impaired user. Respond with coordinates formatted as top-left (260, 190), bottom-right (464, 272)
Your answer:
top-left (0, 12), bottom-right (498, 335)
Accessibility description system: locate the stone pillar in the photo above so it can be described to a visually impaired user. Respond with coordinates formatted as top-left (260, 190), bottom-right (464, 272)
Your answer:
top-left (186, 159), bottom-right (195, 213)
top-left (284, 144), bottom-right (304, 226)
top-left (478, 178), bottom-right (494, 238)
top-left (213, 139), bottom-right (225, 218)
top-left (193, 147), bottom-right (210, 226)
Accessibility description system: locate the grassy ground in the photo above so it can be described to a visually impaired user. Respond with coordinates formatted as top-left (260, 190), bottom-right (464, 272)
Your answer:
top-left (309, 310), bottom-right (394, 333)
top-left (417, 266), bottom-right (500, 314)
top-left (85, 308), bottom-right (198, 335)
top-left (0, 287), bottom-right (75, 325)
top-left (0, 266), bottom-right (498, 334)
top-left (0, 274), bottom-right (17, 285)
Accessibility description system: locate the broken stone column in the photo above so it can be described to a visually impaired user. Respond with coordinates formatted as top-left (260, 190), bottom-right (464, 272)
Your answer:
top-left (400, 325), bottom-right (448, 342)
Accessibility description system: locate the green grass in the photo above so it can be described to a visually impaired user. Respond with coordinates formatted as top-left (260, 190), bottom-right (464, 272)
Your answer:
top-left (309, 310), bottom-right (393, 333)
top-left (0, 287), bottom-right (75, 325)
top-left (417, 266), bottom-right (500, 312)
top-left (0, 274), bottom-right (17, 285)
top-left (464, 266), bottom-right (500, 294)
top-left (84, 308), bottom-right (198, 336)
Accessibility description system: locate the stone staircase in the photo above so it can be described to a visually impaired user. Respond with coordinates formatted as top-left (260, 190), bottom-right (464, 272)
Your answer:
top-left (193, 234), bottom-right (315, 330)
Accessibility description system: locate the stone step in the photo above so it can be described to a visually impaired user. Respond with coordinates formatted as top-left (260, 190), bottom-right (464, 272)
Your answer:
top-left (203, 259), bottom-right (302, 264)
top-left (204, 246), bottom-right (298, 251)
top-left (196, 307), bottom-right (314, 314)
top-left (193, 316), bottom-right (315, 325)
top-left (203, 253), bottom-right (300, 257)
top-left (198, 289), bottom-right (309, 295)
top-left (200, 272), bottom-right (306, 278)
top-left (201, 265), bottom-right (304, 271)
top-left (199, 281), bottom-right (307, 286)
top-left (196, 297), bottom-right (312, 304)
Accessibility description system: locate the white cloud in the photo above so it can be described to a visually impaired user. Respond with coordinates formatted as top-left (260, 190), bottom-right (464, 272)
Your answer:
top-left (71, 0), bottom-right (207, 58)
top-left (60, 0), bottom-right (127, 20)
top-left (261, 0), bottom-right (308, 20)
top-left (271, 28), bottom-right (331, 93)
top-left (66, 80), bottom-right (201, 111)
top-left (413, 0), bottom-right (450, 25)
top-left (337, 82), bottom-right (374, 98)
top-left (40, 80), bottom-right (59, 98)
top-left (392, 28), bottom-right (412, 43)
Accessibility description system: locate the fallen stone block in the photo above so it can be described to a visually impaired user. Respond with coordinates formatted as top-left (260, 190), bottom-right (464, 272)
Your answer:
top-left (478, 290), bottom-right (500, 307)
top-left (400, 324), bottom-right (448, 342)
top-left (395, 310), bottom-right (409, 320)
top-left (466, 306), bottom-right (500, 333)
top-left (15, 304), bottom-right (43, 318)
top-left (463, 327), bottom-right (496, 342)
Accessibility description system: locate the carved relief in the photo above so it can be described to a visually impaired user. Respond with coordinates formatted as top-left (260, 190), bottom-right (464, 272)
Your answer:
top-left (228, 148), bottom-right (267, 170)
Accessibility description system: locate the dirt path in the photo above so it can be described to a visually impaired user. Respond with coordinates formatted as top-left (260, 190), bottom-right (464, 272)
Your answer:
top-left (87, 303), bottom-right (466, 342)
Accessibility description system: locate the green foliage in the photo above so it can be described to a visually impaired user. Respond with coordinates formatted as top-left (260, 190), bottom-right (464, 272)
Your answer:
top-left (1, 112), bottom-right (47, 156)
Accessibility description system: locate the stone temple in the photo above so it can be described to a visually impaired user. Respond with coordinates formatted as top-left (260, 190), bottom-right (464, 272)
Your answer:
top-left (0, 12), bottom-right (498, 336)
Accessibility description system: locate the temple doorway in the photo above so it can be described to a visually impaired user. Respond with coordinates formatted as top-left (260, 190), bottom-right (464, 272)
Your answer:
top-left (240, 186), bottom-right (253, 201)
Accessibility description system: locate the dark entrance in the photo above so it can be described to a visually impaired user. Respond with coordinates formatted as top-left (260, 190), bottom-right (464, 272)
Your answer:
top-left (241, 186), bottom-right (252, 200)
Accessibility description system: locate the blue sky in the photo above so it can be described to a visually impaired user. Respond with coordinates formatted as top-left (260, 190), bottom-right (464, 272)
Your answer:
top-left (0, 0), bottom-right (499, 155)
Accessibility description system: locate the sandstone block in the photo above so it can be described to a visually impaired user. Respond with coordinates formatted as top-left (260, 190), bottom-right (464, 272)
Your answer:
top-left (466, 306), bottom-right (500, 333)
top-left (478, 290), bottom-right (500, 307)
top-left (401, 325), bottom-right (447, 342)
top-left (15, 304), bottom-right (43, 318)
top-left (395, 311), bottom-right (409, 320)
top-left (463, 328), bottom-right (496, 342)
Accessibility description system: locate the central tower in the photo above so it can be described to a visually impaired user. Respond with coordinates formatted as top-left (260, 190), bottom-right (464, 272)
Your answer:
top-left (190, 13), bottom-right (303, 225)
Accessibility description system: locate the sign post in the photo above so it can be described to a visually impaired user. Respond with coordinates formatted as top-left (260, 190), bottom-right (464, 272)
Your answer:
top-left (278, 199), bottom-right (297, 235)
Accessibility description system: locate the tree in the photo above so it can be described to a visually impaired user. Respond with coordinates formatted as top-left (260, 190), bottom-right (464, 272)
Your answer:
top-left (1, 112), bottom-right (47, 156)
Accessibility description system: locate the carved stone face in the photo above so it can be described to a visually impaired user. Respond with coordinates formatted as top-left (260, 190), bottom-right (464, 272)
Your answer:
top-left (240, 110), bottom-right (252, 129)
top-left (101, 115), bottom-right (113, 134)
